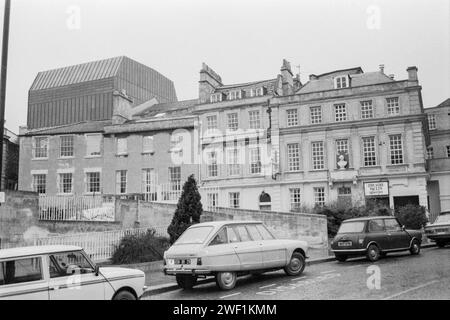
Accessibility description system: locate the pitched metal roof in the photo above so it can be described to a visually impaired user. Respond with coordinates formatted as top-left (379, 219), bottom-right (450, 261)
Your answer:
top-left (30, 56), bottom-right (124, 91)
top-left (23, 120), bottom-right (111, 136)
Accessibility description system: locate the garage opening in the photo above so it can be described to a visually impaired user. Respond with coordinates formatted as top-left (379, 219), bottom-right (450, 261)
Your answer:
top-left (393, 196), bottom-right (419, 211)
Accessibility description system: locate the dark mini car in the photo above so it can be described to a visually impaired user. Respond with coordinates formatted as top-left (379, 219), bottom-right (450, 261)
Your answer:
top-left (331, 216), bottom-right (422, 262)
top-left (425, 211), bottom-right (450, 248)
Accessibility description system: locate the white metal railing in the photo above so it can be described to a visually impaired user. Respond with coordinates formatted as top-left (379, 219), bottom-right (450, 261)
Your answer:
top-left (142, 182), bottom-right (181, 203)
top-left (39, 195), bottom-right (115, 221)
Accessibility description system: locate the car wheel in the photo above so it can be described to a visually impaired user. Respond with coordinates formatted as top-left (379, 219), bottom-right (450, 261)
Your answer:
top-left (284, 252), bottom-right (306, 276)
top-left (113, 290), bottom-right (136, 300)
top-left (215, 272), bottom-right (237, 290)
top-left (436, 241), bottom-right (446, 248)
top-left (366, 244), bottom-right (380, 262)
top-left (176, 275), bottom-right (197, 290)
top-left (410, 240), bottom-right (421, 255)
top-left (335, 254), bottom-right (348, 262)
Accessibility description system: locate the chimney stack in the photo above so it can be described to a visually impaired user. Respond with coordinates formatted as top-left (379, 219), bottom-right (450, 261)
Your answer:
top-left (199, 63), bottom-right (222, 103)
top-left (407, 66), bottom-right (418, 82)
top-left (280, 59), bottom-right (294, 95)
top-left (112, 90), bottom-right (133, 124)
top-left (379, 64), bottom-right (385, 73)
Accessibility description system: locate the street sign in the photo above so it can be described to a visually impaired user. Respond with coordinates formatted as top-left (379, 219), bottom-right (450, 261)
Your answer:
top-left (0, 191), bottom-right (5, 203)
top-left (364, 182), bottom-right (389, 196)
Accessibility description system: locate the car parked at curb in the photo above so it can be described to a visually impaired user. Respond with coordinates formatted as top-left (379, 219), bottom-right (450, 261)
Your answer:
top-left (331, 216), bottom-right (422, 262)
top-left (163, 221), bottom-right (308, 291)
top-left (0, 245), bottom-right (146, 300)
top-left (425, 211), bottom-right (450, 248)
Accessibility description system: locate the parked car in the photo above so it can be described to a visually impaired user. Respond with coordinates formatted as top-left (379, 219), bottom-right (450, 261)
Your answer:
top-left (0, 245), bottom-right (146, 300)
top-left (425, 211), bottom-right (450, 247)
top-left (331, 216), bottom-right (422, 262)
top-left (163, 221), bottom-right (308, 290)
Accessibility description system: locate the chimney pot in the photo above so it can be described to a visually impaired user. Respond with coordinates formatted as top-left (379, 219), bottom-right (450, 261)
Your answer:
top-left (389, 74), bottom-right (395, 80)
top-left (379, 64), bottom-right (385, 73)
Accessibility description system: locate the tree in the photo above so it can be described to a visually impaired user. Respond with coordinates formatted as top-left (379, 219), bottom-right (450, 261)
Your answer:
top-left (167, 174), bottom-right (203, 244)
top-left (394, 204), bottom-right (428, 230)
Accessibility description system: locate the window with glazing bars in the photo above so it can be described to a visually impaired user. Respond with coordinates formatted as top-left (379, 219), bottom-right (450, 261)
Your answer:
top-left (287, 109), bottom-right (298, 127)
top-left (33, 137), bottom-right (48, 158)
top-left (362, 136), bottom-right (377, 166)
top-left (59, 173), bottom-right (73, 194)
top-left (142, 168), bottom-right (156, 194)
top-left (169, 167), bottom-right (181, 191)
top-left (207, 151), bottom-right (218, 177)
top-left (310, 106), bottom-right (322, 124)
top-left (389, 134), bottom-right (403, 164)
top-left (227, 148), bottom-right (240, 176)
top-left (227, 113), bottom-right (238, 131)
top-left (249, 110), bottom-right (261, 129)
top-left (207, 193), bottom-right (218, 210)
top-left (427, 147), bottom-right (433, 160)
top-left (287, 143), bottom-right (300, 171)
top-left (206, 115), bottom-right (217, 132)
top-left (289, 188), bottom-right (301, 211)
top-left (86, 172), bottom-right (100, 193)
top-left (360, 101), bottom-right (374, 119)
top-left (336, 139), bottom-right (349, 154)
top-left (142, 136), bottom-right (154, 153)
top-left (334, 104), bottom-right (347, 122)
top-left (447, 146), bottom-right (450, 158)
top-left (116, 170), bottom-right (127, 194)
top-left (229, 192), bottom-right (240, 208)
top-left (428, 114), bottom-right (436, 130)
top-left (32, 174), bottom-right (46, 194)
top-left (60, 136), bottom-right (74, 157)
top-left (314, 187), bottom-right (325, 207)
top-left (387, 97), bottom-right (400, 115)
top-left (311, 141), bottom-right (325, 170)
top-left (250, 147), bottom-right (261, 174)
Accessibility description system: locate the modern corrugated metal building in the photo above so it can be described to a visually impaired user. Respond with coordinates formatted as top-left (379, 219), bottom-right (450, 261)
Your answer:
top-left (27, 56), bottom-right (177, 129)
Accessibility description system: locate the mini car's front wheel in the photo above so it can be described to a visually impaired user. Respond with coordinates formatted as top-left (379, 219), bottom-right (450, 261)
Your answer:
top-left (366, 244), bottom-right (380, 262)
top-left (410, 240), bottom-right (421, 255)
top-left (215, 272), bottom-right (237, 290)
top-left (113, 290), bottom-right (136, 300)
top-left (335, 254), bottom-right (348, 262)
top-left (284, 252), bottom-right (306, 276)
top-left (176, 275), bottom-right (197, 290)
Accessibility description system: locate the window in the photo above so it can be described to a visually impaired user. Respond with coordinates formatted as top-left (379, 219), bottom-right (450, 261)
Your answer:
top-left (142, 168), bottom-right (157, 201)
top-left (389, 134), bottom-right (404, 165)
top-left (58, 173), bottom-right (73, 194)
top-left (360, 101), bottom-right (374, 119)
top-left (314, 187), bottom-right (325, 207)
top-left (209, 228), bottom-right (228, 246)
top-left (251, 87), bottom-right (265, 97)
top-left (334, 104), bottom-right (347, 122)
top-left (116, 137), bottom-right (127, 155)
top-left (236, 225), bottom-right (251, 242)
top-left (287, 143), bottom-right (301, 171)
top-left (384, 219), bottom-right (402, 232)
top-left (368, 219), bottom-right (385, 232)
top-left (60, 136), bottom-right (74, 157)
top-left (447, 146), bottom-right (450, 158)
top-left (338, 186), bottom-right (351, 195)
top-left (229, 192), bottom-right (240, 208)
top-left (387, 97), bottom-right (400, 116)
top-left (290, 188), bottom-right (301, 211)
top-left (170, 134), bottom-right (184, 156)
top-left (310, 106), bottom-right (322, 124)
top-left (249, 110), bottom-right (261, 129)
top-left (207, 151), bottom-right (218, 177)
top-left (206, 193), bottom-right (218, 211)
top-left (0, 257), bottom-right (42, 285)
top-left (362, 136), bottom-right (377, 166)
top-left (311, 141), bottom-right (325, 170)
top-left (227, 113), bottom-right (238, 131)
top-left (169, 167), bottom-right (181, 191)
top-left (227, 148), bottom-right (241, 176)
top-left (256, 224), bottom-right (275, 240)
top-left (142, 135), bottom-right (154, 154)
top-left (287, 109), bottom-right (298, 127)
top-left (336, 139), bottom-right (349, 154)
top-left (338, 186), bottom-right (352, 207)
top-left (206, 115), bottom-right (218, 134)
top-left (86, 134), bottom-right (102, 156)
top-left (427, 147), bottom-right (433, 160)
top-left (246, 225), bottom-right (263, 241)
top-left (32, 174), bottom-right (46, 194)
top-left (33, 136), bottom-right (48, 158)
top-left (49, 251), bottom-right (94, 278)
top-left (250, 147), bottom-right (261, 174)
top-left (428, 114), bottom-right (437, 130)
top-left (228, 90), bottom-right (242, 100)
top-left (334, 75), bottom-right (349, 89)
top-left (86, 171), bottom-right (101, 193)
top-left (116, 170), bottom-right (127, 194)
top-left (227, 227), bottom-right (240, 243)
top-left (210, 93), bottom-right (223, 103)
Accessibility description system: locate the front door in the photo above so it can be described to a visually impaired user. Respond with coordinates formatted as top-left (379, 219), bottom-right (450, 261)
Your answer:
top-left (231, 225), bottom-right (263, 270)
top-left (367, 219), bottom-right (390, 251)
top-left (47, 251), bottom-right (105, 300)
top-left (384, 218), bottom-right (411, 249)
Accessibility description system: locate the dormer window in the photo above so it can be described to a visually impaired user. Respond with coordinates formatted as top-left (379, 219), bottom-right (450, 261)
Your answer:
top-left (210, 93), bottom-right (223, 103)
top-left (334, 75), bottom-right (349, 89)
top-left (250, 87), bottom-right (266, 97)
top-left (228, 90), bottom-right (243, 100)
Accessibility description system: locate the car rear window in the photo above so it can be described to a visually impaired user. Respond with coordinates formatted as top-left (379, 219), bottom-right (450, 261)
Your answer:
top-left (175, 226), bottom-right (214, 245)
top-left (338, 221), bottom-right (366, 234)
top-left (0, 257), bottom-right (42, 286)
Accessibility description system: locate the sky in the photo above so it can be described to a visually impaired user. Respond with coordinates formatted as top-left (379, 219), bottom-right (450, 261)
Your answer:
top-left (0, 0), bottom-right (449, 133)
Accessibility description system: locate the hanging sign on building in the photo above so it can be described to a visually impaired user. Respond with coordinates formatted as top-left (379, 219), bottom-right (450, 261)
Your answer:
top-left (364, 182), bottom-right (389, 196)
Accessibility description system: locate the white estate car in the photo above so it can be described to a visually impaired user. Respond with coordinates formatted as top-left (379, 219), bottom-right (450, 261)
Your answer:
top-left (0, 245), bottom-right (146, 300)
top-left (163, 221), bottom-right (309, 290)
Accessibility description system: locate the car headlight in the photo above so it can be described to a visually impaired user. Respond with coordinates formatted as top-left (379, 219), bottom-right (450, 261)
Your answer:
top-left (167, 259), bottom-right (175, 265)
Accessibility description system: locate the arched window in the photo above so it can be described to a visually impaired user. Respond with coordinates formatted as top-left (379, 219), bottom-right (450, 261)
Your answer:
top-left (259, 192), bottom-right (271, 211)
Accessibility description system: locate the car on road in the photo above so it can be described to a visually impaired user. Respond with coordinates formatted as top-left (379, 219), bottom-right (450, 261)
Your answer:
top-left (331, 216), bottom-right (422, 262)
top-left (163, 221), bottom-right (308, 290)
top-left (0, 245), bottom-right (146, 300)
top-left (425, 211), bottom-right (450, 248)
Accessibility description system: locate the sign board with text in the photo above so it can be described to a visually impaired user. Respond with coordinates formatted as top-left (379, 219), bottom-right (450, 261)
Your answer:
top-left (364, 182), bottom-right (389, 196)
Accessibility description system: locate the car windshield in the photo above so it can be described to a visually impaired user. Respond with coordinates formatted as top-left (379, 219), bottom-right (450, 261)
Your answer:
top-left (337, 221), bottom-right (366, 234)
top-left (435, 213), bottom-right (450, 224)
top-left (174, 226), bottom-right (214, 245)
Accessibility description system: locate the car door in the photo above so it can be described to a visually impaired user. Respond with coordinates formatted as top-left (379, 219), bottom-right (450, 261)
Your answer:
top-left (206, 227), bottom-right (241, 270)
top-left (384, 218), bottom-right (411, 249)
top-left (0, 256), bottom-right (49, 300)
top-left (47, 250), bottom-right (105, 300)
top-left (255, 224), bottom-right (287, 268)
top-left (231, 225), bottom-right (263, 270)
top-left (367, 219), bottom-right (390, 250)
